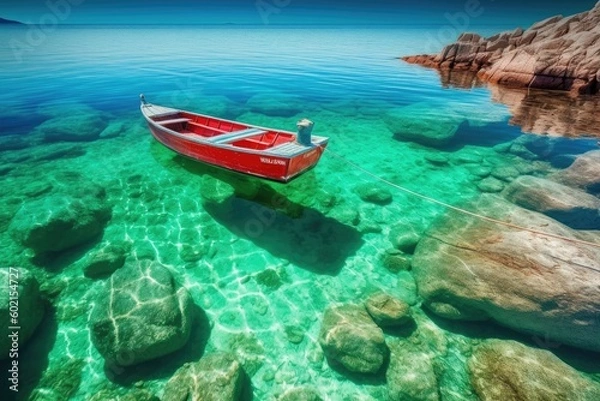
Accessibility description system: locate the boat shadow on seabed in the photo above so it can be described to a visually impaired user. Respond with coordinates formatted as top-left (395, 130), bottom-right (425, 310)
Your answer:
top-left (172, 154), bottom-right (364, 276)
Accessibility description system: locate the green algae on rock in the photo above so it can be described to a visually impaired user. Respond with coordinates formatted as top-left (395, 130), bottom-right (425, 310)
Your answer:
top-left (469, 340), bottom-right (600, 401)
top-left (90, 260), bottom-right (194, 367)
top-left (319, 304), bottom-right (389, 374)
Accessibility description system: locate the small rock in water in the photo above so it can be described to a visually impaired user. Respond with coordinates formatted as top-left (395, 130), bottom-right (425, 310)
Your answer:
top-left (365, 292), bottom-right (412, 328)
top-left (163, 353), bottom-right (247, 401)
top-left (468, 165), bottom-right (492, 178)
top-left (382, 250), bottom-right (412, 272)
top-left (284, 325), bottom-right (305, 344)
top-left (318, 304), bottom-right (388, 374)
top-left (82, 243), bottom-right (128, 278)
top-left (389, 223), bottom-right (421, 254)
top-left (277, 386), bottom-right (324, 401)
top-left (354, 183), bottom-right (393, 205)
top-left (490, 165), bottom-right (520, 182)
top-left (478, 177), bottom-right (505, 193)
top-left (387, 345), bottom-right (440, 401)
top-left (425, 153), bottom-right (450, 166)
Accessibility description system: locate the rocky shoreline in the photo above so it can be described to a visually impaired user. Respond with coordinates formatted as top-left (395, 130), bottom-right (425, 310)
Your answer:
top-left (403, 2), bottom-right (600, 96)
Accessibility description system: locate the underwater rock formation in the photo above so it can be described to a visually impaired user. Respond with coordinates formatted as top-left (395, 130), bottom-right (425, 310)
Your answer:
top-left (387, 345), bottom-right (439, 401)
top-left (403, 2), bottom-right (600, 96)
top-left (0, 268), bottom-right (44, 359)
top-left (384, 103), bottom-right (463, 147)
top-left (37, 113), bottom-right (108, 142)
top-left (552, 149), bottom-right (600, 192)
top-left (277, 386), bottom-right (324, 401)
top-left (412, 195), bottom-right (600, 352)
top-left (162, 353), bottom-right (246, 401)
top-left (9, 189), bottom-right (112, 255)
top-left (81, 242), bottom-right (128, 278)
top-left (504, 175), bottom-right (600, 229)
top-left (90, 260), bottom-right (193, 367)
top-left (353, 183), bottom-right (393, 205)
top-left (365, 292), bottom-right (412, 328)
top-left (318, 304), bottom-right (389, 374)
top-left (468, 340), bottom-right (600, 401)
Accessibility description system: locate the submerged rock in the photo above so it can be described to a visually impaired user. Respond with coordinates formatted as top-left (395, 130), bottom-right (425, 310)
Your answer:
top-left (412, 194), bottom-right (600, 352)
top-left (29, 358), bottom-right (85, 400)
top-left (387, 345), bottom-right (439, 401)
top-left (354, 183), bottom-right (393, 205)
top-left (365, 292), bottom-right (412, 328)
top-left (0, 135), bottom-right (29, 151)
top-left (477, 177), bottom-right (505, 193)
top-left (469, 340), bottom-right (600, 401)
top-left (382, 249), bottom-right (412, 272)
top-left (277, 387), bottom-right (323, 401)
top-left (245, 93), bottom-right (302, 117)
top-left (318, 304), bottom-right (388, 374)
top-left (9, 189), bottom-right (112, 255)
top-left (81, 242), bottom-right (129, 278)
top-left (90, 260), bottom-right (193, 366)
top-left (504, 175), bottom-right (600, 229)
top-left (162, 353), bottom-right (246, 401)
top-left (0, 268), bottom-right (44, 359)
top-left (552, 149), bottom-right (600, 192)
top-left (385, 104), bottom-right (463, 147)
top-left (38, 113), bottom-right (108, 142)
top-left (388, 222), bottom-right (421, 253)
top-left (402, 2), bottom-right (600, 96)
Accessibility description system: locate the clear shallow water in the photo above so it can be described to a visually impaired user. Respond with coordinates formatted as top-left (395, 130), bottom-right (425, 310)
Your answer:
top-left (1, 25), bottom-right (599, 400)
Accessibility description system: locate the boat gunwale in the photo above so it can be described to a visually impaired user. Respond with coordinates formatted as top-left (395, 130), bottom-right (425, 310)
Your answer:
top-left (141, 103), bottom-right (328, 158)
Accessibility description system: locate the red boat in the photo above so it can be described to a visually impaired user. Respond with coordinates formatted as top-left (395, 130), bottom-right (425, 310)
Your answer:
top-left (140, 95), bottom-right (329, 182)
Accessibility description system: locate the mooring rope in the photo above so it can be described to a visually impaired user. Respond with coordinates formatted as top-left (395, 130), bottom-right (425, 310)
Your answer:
top-left (324, 147), bottom-right (600, 250)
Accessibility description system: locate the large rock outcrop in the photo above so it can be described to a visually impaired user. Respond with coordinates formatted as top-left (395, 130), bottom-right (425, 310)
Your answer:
top-left (403, 2), bottom-right (600, 96)
top-left (412, 195), bottom-right (600, 352)
top-left (469, 340), bottom-right (600, 401)
top-left (90, 260), bottom-right (193, 367)
top-left (318, 304), bottom-right (389, 374)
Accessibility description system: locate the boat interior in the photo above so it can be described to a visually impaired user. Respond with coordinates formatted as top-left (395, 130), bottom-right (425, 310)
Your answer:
top-left (152, 112), bottom-right (295, 150)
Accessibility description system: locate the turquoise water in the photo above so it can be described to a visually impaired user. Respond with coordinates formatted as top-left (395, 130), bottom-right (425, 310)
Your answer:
top-left (1, 25), bottom-right (599, 400)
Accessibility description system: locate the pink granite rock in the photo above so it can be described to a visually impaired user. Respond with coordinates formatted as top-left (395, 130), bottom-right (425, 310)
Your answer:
top-left (402, 2), bottom-right (600, 96)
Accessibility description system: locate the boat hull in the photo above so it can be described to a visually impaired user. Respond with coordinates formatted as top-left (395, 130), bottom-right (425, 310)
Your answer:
top-left (147, 122), bottom-right (327, 183)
